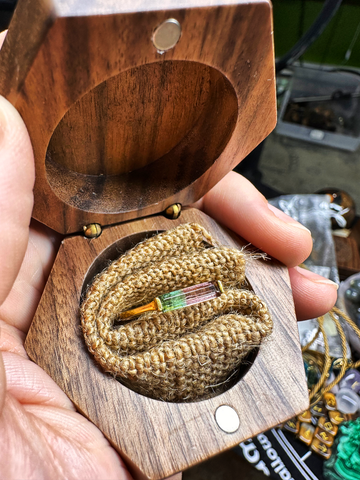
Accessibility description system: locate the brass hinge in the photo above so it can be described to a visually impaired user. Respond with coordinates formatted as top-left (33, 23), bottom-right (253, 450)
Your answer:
top-left (164, 203), bottom-right (182, 219)
top-left (83, 223), bottom-right (102, 238)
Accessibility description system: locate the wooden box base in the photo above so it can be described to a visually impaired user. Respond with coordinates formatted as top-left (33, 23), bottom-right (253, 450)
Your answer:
top-left (25, 209), bottom-right (308, 479)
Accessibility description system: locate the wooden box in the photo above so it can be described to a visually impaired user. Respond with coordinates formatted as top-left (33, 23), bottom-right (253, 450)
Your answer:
top-left (0, 0), bottom-right (308, 478)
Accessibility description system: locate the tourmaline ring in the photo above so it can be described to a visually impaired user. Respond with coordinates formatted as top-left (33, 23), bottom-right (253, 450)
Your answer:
top-left (118, 281), bottom-right (224, 320)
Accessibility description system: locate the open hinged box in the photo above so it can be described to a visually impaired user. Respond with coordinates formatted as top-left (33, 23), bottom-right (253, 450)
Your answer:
top-left (0, 0), bottom-right (309, 478)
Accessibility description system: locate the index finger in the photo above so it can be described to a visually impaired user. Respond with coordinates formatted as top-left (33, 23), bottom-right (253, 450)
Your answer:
top-left (198, 171), bottom-right (312, 268)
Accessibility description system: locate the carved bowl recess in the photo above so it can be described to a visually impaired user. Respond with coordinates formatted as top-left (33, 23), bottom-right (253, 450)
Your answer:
top-left (45, 61), bottom-right (238, 214)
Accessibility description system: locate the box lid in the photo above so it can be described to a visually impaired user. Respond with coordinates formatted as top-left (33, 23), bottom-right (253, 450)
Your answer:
top-left (0, 0), bottom-right (276, 234)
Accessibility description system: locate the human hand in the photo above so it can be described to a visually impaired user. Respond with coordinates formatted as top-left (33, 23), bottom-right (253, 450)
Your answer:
top-left (0, 38), bottom-right (337, 480)
top-left (0, 99), bottom-right (137, 479)
top-left (195, 171), bottom-right (338, 320)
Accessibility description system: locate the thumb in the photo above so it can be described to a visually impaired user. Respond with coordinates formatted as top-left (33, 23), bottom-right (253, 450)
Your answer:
top-left (0, 350), bottom-right (6, 415)
top-left (0, 95), bottom-right (34, 305)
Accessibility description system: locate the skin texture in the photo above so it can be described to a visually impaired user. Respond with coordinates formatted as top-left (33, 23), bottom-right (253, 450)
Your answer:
top-left (0, 31), bottom-right (337, 480)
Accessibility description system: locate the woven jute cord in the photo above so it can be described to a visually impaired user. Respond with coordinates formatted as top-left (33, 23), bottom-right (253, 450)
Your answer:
top-left (81, 223), bottom-right (273, 401)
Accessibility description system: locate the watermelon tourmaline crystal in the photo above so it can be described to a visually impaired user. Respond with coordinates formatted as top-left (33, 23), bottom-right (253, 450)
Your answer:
top-left (118, 281), bottom-right (224, 319)
top-left (159, 281), bottom-right (224, 312)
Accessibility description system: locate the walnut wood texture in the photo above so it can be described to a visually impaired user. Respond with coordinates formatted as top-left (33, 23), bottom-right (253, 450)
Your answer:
top-left (0, 0), bottom-right (276, 234)
top-left (349, 218), bottom-right (360, 253)
top-left (25, 209), bottom-right (309, 480)
top-left (0, 0), bottom-right (55, 103)
top-left (334, 235), bottom-right (360, 281)
top-left (48, 62), bottom-right (231, 177)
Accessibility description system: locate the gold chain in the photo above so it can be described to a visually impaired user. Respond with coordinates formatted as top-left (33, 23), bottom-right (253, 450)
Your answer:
top-left (302, 306), bottom-right (360, 406)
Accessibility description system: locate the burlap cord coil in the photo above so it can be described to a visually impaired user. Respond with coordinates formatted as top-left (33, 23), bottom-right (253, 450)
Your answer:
top-left (81, 223), bottom-right (273, 401)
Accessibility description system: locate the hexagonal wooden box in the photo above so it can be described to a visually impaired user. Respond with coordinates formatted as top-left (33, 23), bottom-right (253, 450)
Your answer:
top-left (0, 0), bottom-right (309, 478)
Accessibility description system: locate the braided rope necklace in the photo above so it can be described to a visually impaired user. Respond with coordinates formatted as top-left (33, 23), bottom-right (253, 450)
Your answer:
top-left (81, 223), bottom-right (272, 401)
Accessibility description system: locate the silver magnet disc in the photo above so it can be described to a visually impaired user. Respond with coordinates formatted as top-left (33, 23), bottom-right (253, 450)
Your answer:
top-left (215, 405), bottom-right (240, 433)
top-left (153, 19), bottom-right (181, 52)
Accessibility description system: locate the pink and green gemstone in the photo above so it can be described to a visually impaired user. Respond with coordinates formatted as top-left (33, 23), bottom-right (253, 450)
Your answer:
top-left (158, 281), bottom-right (224, 312)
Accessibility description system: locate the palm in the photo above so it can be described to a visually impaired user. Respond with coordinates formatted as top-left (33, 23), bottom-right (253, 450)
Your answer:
top-left (0, 222), bottom-right (133, 480)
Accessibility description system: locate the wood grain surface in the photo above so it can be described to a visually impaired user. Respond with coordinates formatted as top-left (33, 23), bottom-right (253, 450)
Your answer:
top-left (25, 209), bottom-right (309, 480)
top-left (0, 0), bottom-right (276, 234)
top-left (0, 0), bottom-right (55, 103)
top-left (48, 62), bottom-right (234, 177)
top-left (334, 235), bottom-right (360, 281)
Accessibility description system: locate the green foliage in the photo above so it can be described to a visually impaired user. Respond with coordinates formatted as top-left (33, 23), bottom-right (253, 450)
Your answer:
top-left (273, 0), bottom-right (360, 67)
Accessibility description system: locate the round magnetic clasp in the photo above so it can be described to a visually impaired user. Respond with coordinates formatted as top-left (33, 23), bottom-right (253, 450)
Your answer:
top-left (152, 18), bottom-right (181, 52)
top-left (215, 405), bottom-right (240, 433)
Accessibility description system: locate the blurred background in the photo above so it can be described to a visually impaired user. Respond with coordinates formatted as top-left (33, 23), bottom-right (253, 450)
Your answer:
top-left (274, 0), bottom-right (359, 67)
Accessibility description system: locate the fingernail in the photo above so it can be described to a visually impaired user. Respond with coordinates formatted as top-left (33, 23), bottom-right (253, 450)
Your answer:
top-left (288, 222), bottom-right (312, 235)
top-left (268, 204), bottom-right (311, 235)
top-left (294, 266), bottom-right (339, 289)
top-left (313, 278), bottom-right (339, 290)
